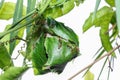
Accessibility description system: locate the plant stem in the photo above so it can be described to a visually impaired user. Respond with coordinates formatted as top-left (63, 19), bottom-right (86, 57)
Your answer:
top-left (9, 9), bottom-right (36, 30)
top-left (0, 14), bottom-right (39, 39)
top-left (97, 57), bottom-right (108, 79)
top-left (0, 0), bottom-right (52, 39)
top-left (68, 45), bottom-right (120, 80)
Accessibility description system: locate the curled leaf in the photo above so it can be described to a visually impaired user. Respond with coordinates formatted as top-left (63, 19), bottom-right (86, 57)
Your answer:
top-left (31, 18), bottom-right (79, 74)
top-left (45, 36), bottom-right (78, 66)
top-left (46, 18), bottom-right (79, 45)
top-left (83, 6), bottom-right (114, 32)
top-left (100, 24), bottom-right (115, 56)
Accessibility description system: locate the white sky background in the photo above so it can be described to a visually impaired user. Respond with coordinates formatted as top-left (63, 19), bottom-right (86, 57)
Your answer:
top-left (1, 0), bottom-right (120, 80)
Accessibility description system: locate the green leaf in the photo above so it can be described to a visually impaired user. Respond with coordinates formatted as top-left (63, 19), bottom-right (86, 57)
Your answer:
top-left (100, 24), bottom-right (115, 56)
top-left (84, 71), bottom-right (94, 80)
top-left (94, 35), bottom-right (115, 59)
top-left (43, 6), bottom-right (63, 18)
top-left (45, 36), bottom-right (78, 66)
top-left (0, 24), bottom-right (25, 53)
top-left (98, 8), bottom-right (115, 56)
top-left (43, 0), bottom-right (75, 18)
top-left (50, 0), bottom-right (65, 6)
top-left (0, 67), bottom-right (28, 80)
top-left (1, 25), bottom-right (11, 53)
top-left (32, 33), bottom-right (47, 75)
top-left (0, 14), bottom-right (37, 39)
top-left (26, 0), bottom-right (40, 59)
top-left (46, 18), bottom-right (79, 45)
top-left (115, 0), bottom-right (120, 32)
top-left (27, 0), bottom-right (36, 13)
top-left (94, 7), bottom-right (113, 27)
top-left (26, 18), bottom-right (45, 60)
top-left (13, 0), bottom-right (23, 23)
top-left (75, 0), bottom-right (84, 6)
top-left (31, 18), bottom-right (79, 74)
top-left (0, 2), bottom-right (15, 20)
top-left (38, 0), bottom-right (51, 14)
top-left (9, 0), bottom-right (24, 55)
top-left (26, 0), bottom-right (36, 33)
top-left (83, 6), bottom-right (113, 32)
top-left (110, 12), bottom-right (116, 24)
top-left (62, 0), bottom-right (75, 15)
top-left (82, 13), bottom-right (93, 32)
top-left (105, 0), bottom-right (115, 7)
top-left (53, 23), bottom-right (79, 45)
top-left (0, 44), bottom-right (13, 70)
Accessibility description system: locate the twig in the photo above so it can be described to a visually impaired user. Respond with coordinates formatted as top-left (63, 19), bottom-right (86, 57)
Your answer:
top-left (68, 45), bottom-right (120, 80)
top-left (108, 56), bottom-right (113, 72)
top-left (115, 36), bottom-right (120, 54)
top-left (106, 23), bottom-right (116, 34)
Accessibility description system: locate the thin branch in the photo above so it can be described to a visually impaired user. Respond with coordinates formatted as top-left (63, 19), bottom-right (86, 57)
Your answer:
top-left (108, 56), bottom-right (113, 71)
top-left (0, 14), bottom-right (39, 39)
top-left (106, 23), bottom-right (116, 34)
top-left (68, 45), bottom-right (120, 80)
top-left (115, 36), bottom-right (120, 54)
top-left (97, 57), bottom-right (108, 80)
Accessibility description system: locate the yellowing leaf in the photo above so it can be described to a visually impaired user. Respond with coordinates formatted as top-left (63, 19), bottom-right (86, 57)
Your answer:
top-left (0, 2), bottom-right (15, 20)
top-left (84, 71), bottom-right (94, 80)
top-left (0, 2), bottom-right (26, 20)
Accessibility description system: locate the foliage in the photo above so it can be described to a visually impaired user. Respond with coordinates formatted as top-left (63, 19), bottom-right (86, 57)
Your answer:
top-left (0, 0), bottom-right (120, 80)
top-left (0, 67), bottom-right (28, 80)
top-left (84, 71), bottom-right (94, 80)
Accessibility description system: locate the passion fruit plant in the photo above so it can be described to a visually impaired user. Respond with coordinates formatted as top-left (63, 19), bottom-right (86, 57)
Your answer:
top-left (0, 0), bottom-right (120, 80)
